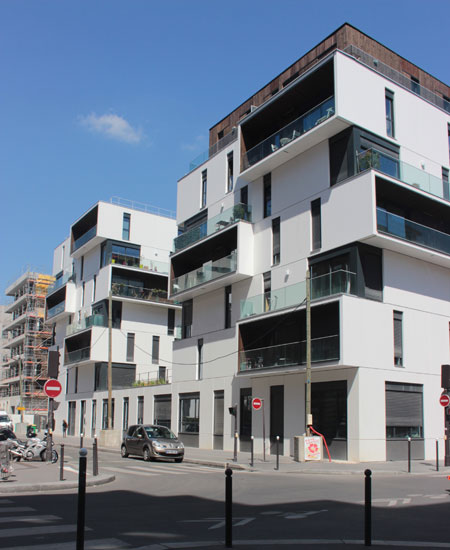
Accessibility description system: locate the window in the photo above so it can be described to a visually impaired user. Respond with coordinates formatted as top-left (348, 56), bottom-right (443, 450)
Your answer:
top-left (182, 300), bottom-right (193, 339)
top-left (80, 400), bottom-right (86, 435)
top-left (272, 217), bottom-right (280, 265)
top-left (224, 285), bottom-right (232, 329)
top-left (385, 89), bottom-right (395, 138)
top-left (102, 398), bottom-right (115, 429)
top-left (443, 168), bottom-right (449, 201)
top-left (167, 308), bottom-right (175, 335)
top-left (197, 338), bottom-right (203, 380)
top-left (80, 256), bottom-right (84, 280)
top-left (154, 394), bottom-right (171, 428)
top-left (217, 129), bottom-right (224, 140)
top-left (263, 271), bottom-right (271, 312)
top-left (240, 185), bottom-right (248, 206)
top-left (137, 396), bottom-right (144, 424)
top-left (152, 335), bottom-right (160, 365)
top-left (126, 333), bottom-right (135, 362)
top-left (444, 96), bottom-right (450, 114)
top-left (311, 198), bottom-right (322, 251)
top-left (122, 213), bottom-right (131, 240)
top-left (263, 173), bottom-right (271, 218)
top-left (393, 311), bottom-right (403, 366)
top-left (122, 397), bottom-right (129, 430)
top-left (82, 282), bottom-right (85, 307)
top-left (91, 400), bottom-right (96, 437)
top-left (214, 390), bottom-right (224, 438)
top-left (158, 366), bottom-right (167, 382)
top-left (201, 170), bottom-right (207, 208)
top-left (227, 152), bottom-right (234, 192)
top-left (93, 275), bottom-right (96, 301)
top-left (74, 367), bottom-right (78, 393)
top-left (410, 76), bottom-right (420, 95)
top-left (385, 382), bottom-right (423, 439)
top-left (179, 393), bottom-right (200, 433)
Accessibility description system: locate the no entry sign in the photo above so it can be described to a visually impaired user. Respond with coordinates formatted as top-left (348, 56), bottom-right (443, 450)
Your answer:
top-left (439, 394), bottom-right (450, 407)
top-left (44, 379), bottom-right (62, 399)
top-left (252, 398), bottom-right (262, 411)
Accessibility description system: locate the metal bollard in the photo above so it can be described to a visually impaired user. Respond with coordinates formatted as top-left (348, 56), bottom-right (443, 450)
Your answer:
top-left (77, 448), bottom-right (88, 550)
top-left (80, 433), bottom-right (84, 449)
top-left (436, 439), bottom-right (439, 472)
top-left (60, 444), bottom-right (65, 481)
top-left (364, 469), bottom-right (372, 547)
top-left (407, 436), bottom-right (411, 473)
top-left (275, 436), bottom-right (280, 471)
top-left (250, 436), bottom-right (254, 467)
top-left (225, 467), bottom-right (233, 548)
top-left (93, 438), bottom-right (98, 477)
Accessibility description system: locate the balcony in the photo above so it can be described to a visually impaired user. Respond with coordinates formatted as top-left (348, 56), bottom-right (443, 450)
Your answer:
top-left (242, 96), bottom-right (335, 171)
top-left (109, 252), bottom-right (168, 275)
top-left (377, 208), bottom-right (450, 256)
top-left (47, 302), bottom-right (66, 320)
top-left (240, 270), bottom-right (356, 318)
top-left (173, 204), bottom-right (251, 253)
top-left (111, 282), bottom-right (171, 304)
top-left (357, 148), bottom-right (448, 202)
top-left (66, 314), bottom-right (107, 337)
top-left (65, 347), bottom-right (91, 365)
top-left (73, 225), bottom-right (97, 253)
top-left (239, 335), bottom-right (339, 372)
top-left (47, 272), bottom-right (75, 296)
top-left (171, 251), bottom-right (237, 295)
top-left (187, 127), bottom-right (237, 174)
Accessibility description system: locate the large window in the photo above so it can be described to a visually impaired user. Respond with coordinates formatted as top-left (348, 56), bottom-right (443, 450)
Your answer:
top-left (224, 285), bottom-right (232, 329)
top-left (179, 393), bottom-right (200, 433)
top-left (154, 395), bottom-right (171, 428)
top-left (122, 397), bottom-right (129, 430)
top-left (137, 395), bottom-right (144, 424)
top-left (393, 311), bottom-right (403, 366)
top-left (182, 300), bottom-right (193, 339)
top-left (201, 170), bottom-right (207, 208)
top-left (152, 335), bottom-right (160, 364)
top-left (386, 382), bottom-right (423, 439)
top-left (102, 398), bottom-right (115, 430)
top-left (272, 217), bottom-right (280, 265)
top-left (385, 89), bottom-right (395, 138)
top-left (122, 213), bottom-right (131, 240)
top-left (127, 333), bottom-right (135, 362)
top-left (263, 173), bottom-right (271, 218)
top-left (167, 308), bottom-right (175, 335)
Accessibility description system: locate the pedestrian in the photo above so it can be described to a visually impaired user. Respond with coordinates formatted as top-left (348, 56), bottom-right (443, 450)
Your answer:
top-left (62, 419), bottom-right (68, 437)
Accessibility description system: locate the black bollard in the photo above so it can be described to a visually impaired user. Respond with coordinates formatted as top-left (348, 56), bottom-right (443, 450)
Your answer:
top-left (77, 448), bottom-right (88, 550)
top-left (407, 436), bottom-right (411, 473)
top-left (275, 436), bottom-right (280, 471)
top-left (60, 444), bottom-right (65, 481)
top-left (436, 439), bottom-right (439, 472)
top-left (80, 433), bottom-right (84, 449)
top-left (364, 469), bottom-right (372, 547)
top-left (93, 438), bottom-right (98, 477)
top-left (225, 467), bottom-right (233, 548)
top-left (250, 436), bottom-right (254, 467)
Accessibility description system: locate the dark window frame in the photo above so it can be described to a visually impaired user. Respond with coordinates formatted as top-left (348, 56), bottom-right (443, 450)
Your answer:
top-left (385, 89), bottom-right (395, 138)
top-left (272, 217), bottom-right (280, 265)
top-left (263, 173), bottom-right (272, 218)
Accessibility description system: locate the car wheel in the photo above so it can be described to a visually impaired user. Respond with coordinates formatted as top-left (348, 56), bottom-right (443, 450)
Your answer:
top-left (121, 445), bottom-right (129, 458)
top-left (143, 446), bottom-right (151, 462)
top-left (175, 457), bottom-right (183, 463)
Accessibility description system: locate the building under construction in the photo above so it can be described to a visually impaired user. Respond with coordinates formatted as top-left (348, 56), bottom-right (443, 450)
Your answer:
top-left (1, 272), bottom-right (54, 423)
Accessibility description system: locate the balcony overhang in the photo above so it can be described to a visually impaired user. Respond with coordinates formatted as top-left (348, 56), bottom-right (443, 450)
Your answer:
top-left (71, 234), bottom-right (104, 259)
top-left (171, 270), bottom-right (248, 301)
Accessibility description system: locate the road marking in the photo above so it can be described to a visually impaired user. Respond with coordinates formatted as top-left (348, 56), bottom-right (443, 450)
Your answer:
top-left (283, 510), bottom-right (327, 519)
top-left (0, 514), bottom-right (60, 524)
top-left (0, 538), bottom-right (130, 550)
top-left (180, 517), bottom-right (255, 530)
top-left (102, 466), bottom-right (159, 477)
top-left (0, 524), bottom-right (90, 538)
top-left (0, 507), bottom-right (36, 513)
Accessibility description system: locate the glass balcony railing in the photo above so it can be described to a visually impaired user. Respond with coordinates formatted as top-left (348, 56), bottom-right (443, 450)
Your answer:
top-left (111, 282), bottom-right (170, 303)
top-left (174, 203), bottom-right (251, 253)
top-left (172, 251), bottom-right (237, 295)
top-left (65, 347), bottom-right (91, 365)
top-left (240, 270), bottom-right (356, 318)
top-left (242, 96), bottom-right (335, 170)
top-left (108, 252), bottom-right (169, 274)
top-left (377, 208), bottom-right (450, 255)
top-left (357, 148), bottom-right (448, 201)
top-left (47, 272), bottom-right (75, 295)
top-left (47, 302), bottom-right (65, 319)
top-left (66, 314), bottom-right (107, 337)
top-left (239, 335), bottom-right (339, 372)
top-left (73, 225), bottom-right (97, 252)
top-left (187, 127), bottom-right (237, 173)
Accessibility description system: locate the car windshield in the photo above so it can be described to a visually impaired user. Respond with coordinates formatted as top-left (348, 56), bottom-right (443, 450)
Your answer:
top-left (144, 426), bottom-right (176, 439)
top-left (0, 416), bottom-right (10, 422)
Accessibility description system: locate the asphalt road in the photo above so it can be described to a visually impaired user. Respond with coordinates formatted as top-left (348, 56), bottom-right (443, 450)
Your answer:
top-left (0, 447), bottom-right (449, 549)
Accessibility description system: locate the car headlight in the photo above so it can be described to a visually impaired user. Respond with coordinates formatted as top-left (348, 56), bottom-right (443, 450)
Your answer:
top-left (178, 442), bottom-right (184, 449)
top-left (152, 442), bottom-right (165, 449)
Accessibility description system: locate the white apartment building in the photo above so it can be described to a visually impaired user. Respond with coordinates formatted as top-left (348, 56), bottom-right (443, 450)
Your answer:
top-left (47, 199), bottom-right (180, 437)
top-left (168, 24), bottom-right (450, 461)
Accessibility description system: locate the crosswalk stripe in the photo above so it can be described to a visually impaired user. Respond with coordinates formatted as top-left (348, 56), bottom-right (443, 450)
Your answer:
top-left (0, 507), bottom-right (36, 513)
top-left (102, 466), bottom-right (159, 477)
top-left (0, 537), bottom-right (130, 550)
top-left (0, 514), bottom-right (60, 524)
top-left (0, 524), bottom-right (88, 538)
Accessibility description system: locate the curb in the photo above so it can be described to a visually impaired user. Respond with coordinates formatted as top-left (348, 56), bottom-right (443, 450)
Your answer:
top-left (0, 474), bottom-right (115, 494)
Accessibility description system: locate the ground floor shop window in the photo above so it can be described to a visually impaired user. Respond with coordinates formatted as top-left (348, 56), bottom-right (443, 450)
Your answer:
top-left (68, 401), bottom-right (76, 436)
top-left (102, 398), bottom-right (115, 430)
top-left (179, 393), bottom-right (200, 448)
top-left (154, 395), bottom-right (171, 428)
top-left (137, 396), bottom-right (144, 424)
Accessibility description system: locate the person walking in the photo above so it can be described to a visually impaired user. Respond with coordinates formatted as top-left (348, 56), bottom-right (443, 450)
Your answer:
top-left (62, 419), bottom-right (68, 437)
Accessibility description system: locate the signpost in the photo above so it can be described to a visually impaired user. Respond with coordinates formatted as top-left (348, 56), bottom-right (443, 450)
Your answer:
top-left (252, 398), bottom-right (265, 461)
top-left (44, 379), bottom-right (62, 462)
top-left (439, 394), bottom-right (450, 407)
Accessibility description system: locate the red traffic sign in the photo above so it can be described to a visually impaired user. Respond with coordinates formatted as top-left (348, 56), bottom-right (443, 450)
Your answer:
top-left (252, 398), bottom-right (262, 411)
top-left (439, 394), bottom-right (450, 407)
top-left (44, 379), bottom-right (62, 398)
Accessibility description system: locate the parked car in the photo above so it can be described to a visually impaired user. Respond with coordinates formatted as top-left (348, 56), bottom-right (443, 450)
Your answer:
top-left (0, 428), bottom-right (17, 442)
top-left (121, 424), bottom-right (184, 462)
top-left (0, 414), bottom-right (13, 431)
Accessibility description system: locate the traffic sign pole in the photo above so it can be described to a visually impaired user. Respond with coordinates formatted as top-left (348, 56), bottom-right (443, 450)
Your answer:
top-left (262, 399), bottom-right (266, 462)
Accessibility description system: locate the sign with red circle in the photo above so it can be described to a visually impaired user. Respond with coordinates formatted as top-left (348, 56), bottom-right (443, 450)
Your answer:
top-left (44, 379), bottom-right (62, 399)
top-left (439, 394), bottom-right (450, 407)
top-left (252, 398), bottom-right (262, 411)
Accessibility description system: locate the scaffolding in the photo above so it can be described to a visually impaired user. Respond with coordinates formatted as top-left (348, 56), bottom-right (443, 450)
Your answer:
top-left (2, 272), bottom-right (54, 420)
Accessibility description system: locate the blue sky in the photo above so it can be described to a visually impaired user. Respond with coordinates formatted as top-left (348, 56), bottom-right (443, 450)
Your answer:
top-left (1, 0), bottom-right (449, 300)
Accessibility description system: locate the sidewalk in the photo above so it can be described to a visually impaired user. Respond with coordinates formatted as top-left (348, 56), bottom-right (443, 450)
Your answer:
top-left (54, 433), bottom-right (450, 477)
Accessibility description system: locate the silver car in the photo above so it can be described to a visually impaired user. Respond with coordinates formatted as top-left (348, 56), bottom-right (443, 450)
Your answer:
top-left (0, 414), bottom-right (13, 431)
top-left (121, 424), bottom-right (185, 462)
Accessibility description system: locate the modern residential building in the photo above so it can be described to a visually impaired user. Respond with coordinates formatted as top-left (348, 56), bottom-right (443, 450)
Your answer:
top-left (1, 272), bottom-right (54, 422)
top-left (168, 23), bottom-right (450, 461)
top-left (48, 198), bottom-right (180, 437)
